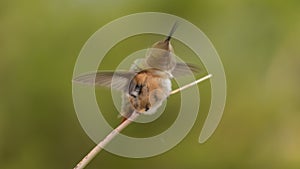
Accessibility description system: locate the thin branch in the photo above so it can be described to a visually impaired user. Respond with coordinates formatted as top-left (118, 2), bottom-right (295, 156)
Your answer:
top-left (73, 74), bottom-right (212, 169)
top-left (171, 74), bottom-right (212, 95)
top-left (74, 112), bottom-right (139, 169)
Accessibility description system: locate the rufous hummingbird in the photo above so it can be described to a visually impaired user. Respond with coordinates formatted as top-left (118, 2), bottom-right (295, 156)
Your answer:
top-left (73, 22), bottom-right (200, 121)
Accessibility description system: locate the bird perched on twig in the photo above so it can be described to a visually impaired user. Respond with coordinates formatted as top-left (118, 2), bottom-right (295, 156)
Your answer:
top-left (73, 22), bottom-right (200, 122)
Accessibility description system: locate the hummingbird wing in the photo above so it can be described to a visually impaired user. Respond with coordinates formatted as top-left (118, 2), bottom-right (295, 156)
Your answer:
top-left (131, 58), bottom-right (201, 77)
top-left (130, 58), bottom-right (148, 72)
top-left (72, 71), bottom-right (136, 91)
top-left (171, 62), bottom-right (201, 77)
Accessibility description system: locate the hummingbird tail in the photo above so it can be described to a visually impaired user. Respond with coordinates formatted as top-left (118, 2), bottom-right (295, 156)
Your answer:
top-left (120, 117), bottom-right (127, 124)
top-left (119, 110), bottom-right (134, 124)
top-left (165, 21), bottom-right (178, 42)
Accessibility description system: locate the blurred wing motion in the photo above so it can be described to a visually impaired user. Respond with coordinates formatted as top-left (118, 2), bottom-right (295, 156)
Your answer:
top-left (132, 58), bottom-right (201, 77)
top-left (171, 62), bottom-right (201, 77)
top-left (73, 71), bottom-right (135, 91)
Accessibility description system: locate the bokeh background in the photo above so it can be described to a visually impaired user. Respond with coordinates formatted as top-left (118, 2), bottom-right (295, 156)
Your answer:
top-left (1, 0), bottom-right (300, 169)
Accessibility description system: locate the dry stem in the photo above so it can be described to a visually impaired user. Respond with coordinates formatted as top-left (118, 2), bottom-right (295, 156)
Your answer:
top-left (74, 74), bottom-right (212, 169)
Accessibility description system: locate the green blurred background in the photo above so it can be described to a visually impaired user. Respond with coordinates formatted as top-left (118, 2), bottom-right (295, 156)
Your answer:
top-left (1, 0), bottom-right (300, 169)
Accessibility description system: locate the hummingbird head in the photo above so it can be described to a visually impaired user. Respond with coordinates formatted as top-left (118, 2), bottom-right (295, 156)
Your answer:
top-left (151, 21), bottom-right (178, 52)
top-left (145, 22), bottom-right (178, 73)
top-left (151, 39), bottom-right (174, 53)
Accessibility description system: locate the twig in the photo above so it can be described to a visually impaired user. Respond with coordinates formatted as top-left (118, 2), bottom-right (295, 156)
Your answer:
top-left (73, 74), bottom-right (212, 169)
top-left (74, 112), bottom-right (139, 169)
top-left (170, 74), bottom-right (212, 95)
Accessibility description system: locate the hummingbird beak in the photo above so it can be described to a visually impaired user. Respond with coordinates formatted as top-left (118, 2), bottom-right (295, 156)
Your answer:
top-left (165, 35), bottom-right (172, 42)
top-left (165, 21), bottom-right (178, 42)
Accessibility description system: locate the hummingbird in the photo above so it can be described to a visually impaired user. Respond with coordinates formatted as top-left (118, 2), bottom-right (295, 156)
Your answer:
top-left (73, 22), bottom-right (200, 121)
